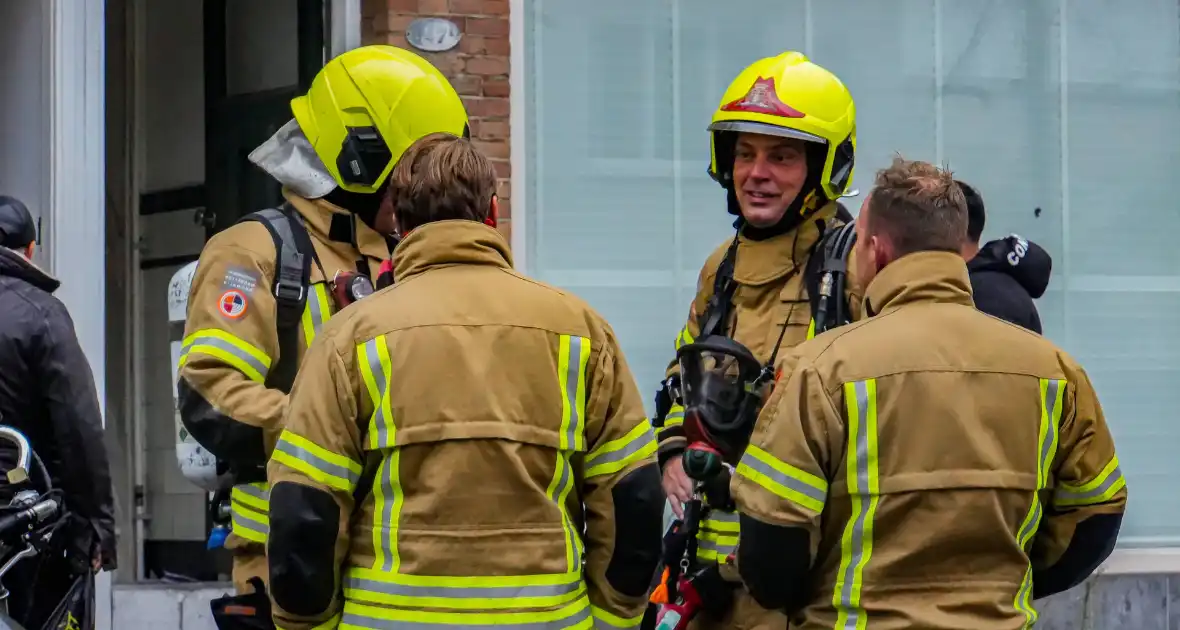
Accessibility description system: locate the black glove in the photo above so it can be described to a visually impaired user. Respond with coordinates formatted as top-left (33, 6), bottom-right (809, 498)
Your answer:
top-left (701, 466), bottom-right (734, 512)
top-left (211, 577), bottom-right (275, 630)
top-left (692, 562), bottom-right (738, 620)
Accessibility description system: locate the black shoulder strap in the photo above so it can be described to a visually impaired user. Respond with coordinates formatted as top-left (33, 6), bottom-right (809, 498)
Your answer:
top-left (237, 205), bottom-right (315, 394)
top-left (806, 219), bottom-right (858, 335)
top-left (698, 233), bottom-right (742, 339)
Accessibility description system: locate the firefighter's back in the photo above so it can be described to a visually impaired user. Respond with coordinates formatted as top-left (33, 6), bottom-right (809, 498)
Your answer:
top-left (797, 258), bottom-right (1102, 629)
top-left (345, 222), bottom-right (608, 574)
top-left (324, 218), bottom-right (661, 626)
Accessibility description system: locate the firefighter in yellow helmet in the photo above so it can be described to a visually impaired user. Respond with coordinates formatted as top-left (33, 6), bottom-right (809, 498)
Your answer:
top-left (176, 45), bottom-right (468, 623)
top-left (647, 52), bottom-right (863, 629)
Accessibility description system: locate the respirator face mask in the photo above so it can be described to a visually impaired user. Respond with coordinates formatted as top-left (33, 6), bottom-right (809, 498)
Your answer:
top-left (675, 335), bottom-right (769, 481)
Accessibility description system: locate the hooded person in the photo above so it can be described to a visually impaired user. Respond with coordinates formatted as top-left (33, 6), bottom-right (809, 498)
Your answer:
top-left (175, 45), bottom-right (469, 625)
top-left (957, 180), bottom-right (1052, 333)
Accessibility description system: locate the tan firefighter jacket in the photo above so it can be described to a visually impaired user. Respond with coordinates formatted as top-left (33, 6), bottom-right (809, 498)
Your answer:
top-left (177, 190), bottom-right (387, 557)
top-left (732, 251), bottom-right (1127, 630)
top-left (655, 202), bottom-right (863, 630)
top-left (265, 220), bottom-right (665, 630)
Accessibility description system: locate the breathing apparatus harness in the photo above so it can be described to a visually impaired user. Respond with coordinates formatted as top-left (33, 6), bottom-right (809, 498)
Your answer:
top-left (205, 203), bottom-right (393, 552)
top-left (648, 213), bottom-right (857, 629)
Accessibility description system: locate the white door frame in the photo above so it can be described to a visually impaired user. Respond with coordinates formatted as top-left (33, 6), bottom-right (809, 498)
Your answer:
top-left (45, 0), bottom-right (111, 627)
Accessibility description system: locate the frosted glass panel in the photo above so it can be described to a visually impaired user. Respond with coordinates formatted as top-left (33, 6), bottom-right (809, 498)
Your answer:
top-left (524, 0), bottom-right (1180, 545)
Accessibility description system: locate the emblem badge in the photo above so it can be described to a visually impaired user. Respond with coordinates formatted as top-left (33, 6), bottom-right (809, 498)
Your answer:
top-left (218, 289), bottom-right (248, 319)
top-left (720, 77), bottom-right (806, 118)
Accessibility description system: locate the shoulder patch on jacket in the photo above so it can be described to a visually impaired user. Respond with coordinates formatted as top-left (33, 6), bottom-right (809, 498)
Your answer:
top-left (218, 289), bottom-right (249, 320)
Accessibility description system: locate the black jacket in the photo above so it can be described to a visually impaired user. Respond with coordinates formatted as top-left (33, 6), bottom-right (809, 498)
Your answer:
top-left (0, 248), bottom-right (117, 571)
top-left (967, 235), bottom-right (1052, 334)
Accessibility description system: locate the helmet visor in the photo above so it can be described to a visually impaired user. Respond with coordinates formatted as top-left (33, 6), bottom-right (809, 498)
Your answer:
top-left (708, 120), bottom-right (827, 146)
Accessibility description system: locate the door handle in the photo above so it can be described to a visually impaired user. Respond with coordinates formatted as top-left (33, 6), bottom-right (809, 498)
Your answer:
top-left (194, 207), bottom-right (217, 230)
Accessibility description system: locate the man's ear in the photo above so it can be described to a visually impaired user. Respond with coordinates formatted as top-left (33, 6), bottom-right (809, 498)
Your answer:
top-left (870, 235), bottom-right (892, 270)
top-left (23, 242), bottom-right (34, 260)
top-left (485, 195), bottom-right (499, 228)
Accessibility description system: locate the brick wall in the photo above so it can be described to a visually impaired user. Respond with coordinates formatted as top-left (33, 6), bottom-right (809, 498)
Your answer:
top-left (362, 0), bottom-right (515, 246)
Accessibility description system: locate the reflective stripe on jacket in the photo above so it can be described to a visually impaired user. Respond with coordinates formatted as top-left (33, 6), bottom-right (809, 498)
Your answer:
top-left (177, 190), bottom-right (386, 554)
top-left (732, 251), bottom-right (1127, 629)
top-left (266, 220), bottom-right (665, 630)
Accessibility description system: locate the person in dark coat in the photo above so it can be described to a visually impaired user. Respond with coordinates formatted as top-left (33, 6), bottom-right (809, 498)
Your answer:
top-left (956, 181), bottom-right (1053, 334)
top-left (0, 195), bottom-right (116, 629)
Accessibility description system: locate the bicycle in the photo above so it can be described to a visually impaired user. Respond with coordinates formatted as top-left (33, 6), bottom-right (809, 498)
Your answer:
top-left (0, 425), bottom-right (68, 630)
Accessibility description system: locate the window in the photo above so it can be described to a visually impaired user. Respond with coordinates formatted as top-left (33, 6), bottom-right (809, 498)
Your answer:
top-left (523, 0), bottom-right (1180, 546)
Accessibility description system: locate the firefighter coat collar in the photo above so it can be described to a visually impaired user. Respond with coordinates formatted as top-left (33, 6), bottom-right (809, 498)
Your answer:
top-left (392, 220), bottom-right (514, 283)
top-left (731, 203), bottom-right (836, 287)
top-left (863, 250), bottom-right (975, 317)
top-left (283, 190), bottom-right (390, 281)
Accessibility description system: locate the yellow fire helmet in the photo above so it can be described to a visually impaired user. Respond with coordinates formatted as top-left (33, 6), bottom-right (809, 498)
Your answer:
top-left (291, 45), bottom-right (470, 195)
top-left (708, 51), bottom-right (856, 215)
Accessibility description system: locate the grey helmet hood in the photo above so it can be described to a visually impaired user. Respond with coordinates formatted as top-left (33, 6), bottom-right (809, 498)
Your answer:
top-left (247, 119), bottom-right (338, 200)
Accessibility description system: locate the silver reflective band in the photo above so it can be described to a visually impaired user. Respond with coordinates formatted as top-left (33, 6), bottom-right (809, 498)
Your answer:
top-left (364, 337), bottom-right (393, 447)
top-left (376, 456), bottom-right (397, 572)
top-left (343, 578), bottom-right (581, 601)
top-left (274, 440), bottom-right (361, 487)
top-left (835, 379), bottom-right (878, 630)
top-left (307, 284), bottom-right (329, 333)
top-left (1055, 464), bottom-right (1123, 504)
top-left (737, 451), bottom-right (826, 507)
top-left (561, 335), bottom-right (586, 450)
top-left (584, 429), bottom-right (655, 471)
top-left (184, 335), bottom-right (270, 379)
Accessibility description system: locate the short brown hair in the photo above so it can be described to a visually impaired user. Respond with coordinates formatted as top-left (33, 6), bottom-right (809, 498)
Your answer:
top-left (387, 132), bottom-right (497, 233)
top-left (866, 156), bottom-right (967, 256)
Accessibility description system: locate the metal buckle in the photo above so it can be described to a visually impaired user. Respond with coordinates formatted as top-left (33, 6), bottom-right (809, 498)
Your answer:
top-left (273, 280), bottom-right (305, 303)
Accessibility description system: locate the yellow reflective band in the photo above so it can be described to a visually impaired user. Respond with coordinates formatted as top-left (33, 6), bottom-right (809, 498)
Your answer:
top-left (272, 430), bottom-right (362, 493)
top-left (301, 283), bottom-right (333, 347)
top-left (585, 421), bottom-right (657, 479)
top-left (663, 404), bottom-right (685, 428)
top-left (179, 328), bottom-right (272, 383)
top-left (700, 509), bottom-right (740, 532)
top-left (1054, 455), bottom-right (1126, 508)
top-left (232, 482), bottom-right (269, 512)
top-left (695, 511), bottom-right (740, 564)
top-left (833, 379), bottom-right (880, 630)
top-left (358, 336), bottom-right (397, 450)
top-left (546, 452), bottom-right (582, 572)
top-left (1036, 378), bottom-right (1065, 489)
top-left (344, 569), bottom-right (585, 611)
top-left (735, 444), bottom-right (828, 514)
top-left (340, 592), bottom-right (592, 628)
top-left (230, 485), bottom-right (269, 544)
top-left (591, 605), bottom-right (644, 629)
top-left (806, 318), bottom-right (816, 340)
top-left (557, 335), bottom-right (590, 452)
top-left (674, 325), bottom-right (695, 350)
top-left (695, 532), bottom-right (739, 563)
top-left (1014, 378), bottom-right (1064, 627)
top-left (372, 450), bottom-right (405, 573)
